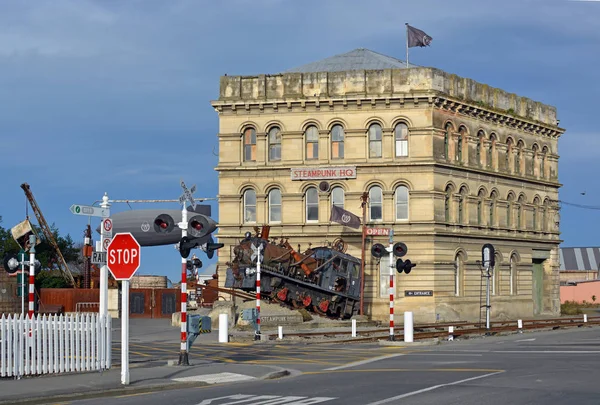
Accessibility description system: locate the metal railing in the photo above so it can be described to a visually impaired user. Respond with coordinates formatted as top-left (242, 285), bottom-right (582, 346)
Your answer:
top-left (75, 302), bottom-right (100, 313)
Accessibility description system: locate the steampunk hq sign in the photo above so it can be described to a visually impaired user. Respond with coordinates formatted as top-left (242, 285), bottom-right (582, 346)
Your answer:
top-left (290, 166), bottom-right (356, 180)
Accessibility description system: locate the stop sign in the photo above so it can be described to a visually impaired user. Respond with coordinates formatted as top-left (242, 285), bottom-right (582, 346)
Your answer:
top-left (106, 233), bottom-right (141, 280)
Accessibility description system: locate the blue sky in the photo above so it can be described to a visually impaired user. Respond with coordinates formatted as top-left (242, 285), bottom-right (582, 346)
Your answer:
top-left (1, 0), bottom-right (599, 283)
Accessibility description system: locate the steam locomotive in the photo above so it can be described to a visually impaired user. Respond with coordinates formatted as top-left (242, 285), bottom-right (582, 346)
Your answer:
top-left (224, 226), bottom-right (362, 319)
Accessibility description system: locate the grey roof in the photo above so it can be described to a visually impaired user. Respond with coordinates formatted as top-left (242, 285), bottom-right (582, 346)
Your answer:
top-left (284, 48), bottom-right (418, 74)
top-left (559, 247), bottom-right (600, 271)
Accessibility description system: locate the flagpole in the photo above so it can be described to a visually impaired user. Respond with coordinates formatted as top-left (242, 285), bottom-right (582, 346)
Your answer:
top-left (405, 23), bottom-right (409, 68)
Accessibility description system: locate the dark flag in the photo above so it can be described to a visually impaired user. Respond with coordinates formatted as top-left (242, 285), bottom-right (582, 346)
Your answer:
top-left (407, 24), bottom-right (432, 48)
top-left (330, 205), bottom-right (361, 229)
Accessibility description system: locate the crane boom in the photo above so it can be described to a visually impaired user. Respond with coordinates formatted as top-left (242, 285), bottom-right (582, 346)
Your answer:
top-left (20, 183), bottom-right (76, 287)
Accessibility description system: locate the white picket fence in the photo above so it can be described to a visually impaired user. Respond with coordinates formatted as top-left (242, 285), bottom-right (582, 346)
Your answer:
top-left (0, 313), bottom-right (111, 378)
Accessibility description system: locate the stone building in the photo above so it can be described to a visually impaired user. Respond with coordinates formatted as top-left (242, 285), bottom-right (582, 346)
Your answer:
top-left (211, 49), bottom-right (564, 323)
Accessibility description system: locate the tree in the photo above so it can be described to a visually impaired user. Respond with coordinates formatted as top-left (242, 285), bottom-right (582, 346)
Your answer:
top-left (0, 216), bottom-right (20, 259)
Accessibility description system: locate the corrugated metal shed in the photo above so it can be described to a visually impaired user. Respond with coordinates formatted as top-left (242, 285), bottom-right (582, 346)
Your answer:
top-left (284, 48), bottom-right (419, 73)
top-left (559, 247), bottom-right (600, 271)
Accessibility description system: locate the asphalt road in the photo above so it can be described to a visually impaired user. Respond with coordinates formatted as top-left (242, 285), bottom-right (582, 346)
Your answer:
top-left (68, 326), bottom-right (600, 405)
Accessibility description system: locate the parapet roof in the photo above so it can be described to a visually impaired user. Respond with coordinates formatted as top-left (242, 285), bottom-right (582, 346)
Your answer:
top-left (285, 48), bottom-right (418, 73)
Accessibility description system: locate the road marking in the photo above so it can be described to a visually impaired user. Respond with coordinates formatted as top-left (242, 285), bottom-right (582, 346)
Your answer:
top-left (364, 370), bottom-right (505, 405)
top-left (325, 353), bottom-right (405, 371)
top-left (515, 338), bottom-right (536, 342)
top-left (496, 350), bottom-right (600, 354)
top-left (173, 372), bottom-right (256, 384)
top-left (305, 368), bottom-right (504, 375)
top-left (196, 394), bottom-right (337, 404)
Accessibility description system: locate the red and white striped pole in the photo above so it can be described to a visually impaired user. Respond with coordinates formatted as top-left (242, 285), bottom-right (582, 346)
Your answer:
top-left (388, 230), bottom-right (395, 341)
top-left (255, 244), bottom-right (262, 341)
top-left (178, 206), bottom-right (189, 365)
top-left (28, 239), bottom-right (36, 319)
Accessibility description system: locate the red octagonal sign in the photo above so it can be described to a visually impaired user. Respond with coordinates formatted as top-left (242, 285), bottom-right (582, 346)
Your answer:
top-left (106, 233), bottom-right (141, 280)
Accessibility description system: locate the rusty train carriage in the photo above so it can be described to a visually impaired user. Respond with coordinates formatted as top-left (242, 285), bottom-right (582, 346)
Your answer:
top-left (225, 226), bottom-right (362, 319)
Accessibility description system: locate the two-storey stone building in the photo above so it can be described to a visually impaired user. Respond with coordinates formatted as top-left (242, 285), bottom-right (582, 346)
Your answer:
top-left (211, 49), bottom-right (564, 323)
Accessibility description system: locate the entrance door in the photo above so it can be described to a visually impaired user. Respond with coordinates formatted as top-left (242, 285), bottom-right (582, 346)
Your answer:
top-left (152, 289), bottom-right (178, 318)
top-left (532, 259), bottom-right (544, 315)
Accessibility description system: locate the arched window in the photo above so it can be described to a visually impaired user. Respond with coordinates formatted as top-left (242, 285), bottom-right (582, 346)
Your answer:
top-left (268, 127), bottom-right (281, 161)
top-left (543, 198), bottom-right (550, 232)
top-left (369, 186), bottom-right (383, 221)
top-left (541, 146), bottom-right (548, 178)
top-left (456, 127), bottom-right (466, 163)
top-left (458, 186), bottom-right (467, 224)
top-left (489, 191), bottom-right (497, 227)
top-left (510, 254), bottom-right (517, 295)
top-left (532, 144), bottom-right (539, 177)
top-left (477, 189), bottom-right (485, 226)
top-left (517, 195), bottom-right (525, 229)
top-left (305, 126), bottom-right (319, 160)
top-left (445, 185), bottom-right (453, 222)
top-left (331, 125), bottom-right (344, 159)
top-left (243, 189), bottom-right (256, 223)
top-left (506, 138), bottom-right (514, 173)
top-left (443, 123), bottom-right (452, 160)
top-left (476, 131), bottom-right (484, 167)
top-left (454, 254), bottom-right (463, 296)
top-left (533, 197), bottom-right (540, 231)
top-left (516, 141), bottom-right (524, 175)
top-left (492, 253), bottom-right (501, 295)
top-left (507, 193), bottom-right (514, 228)
top-left (306, 187), bottom-right (319, 222)
top-left (331, 187), bottom-right (344, 209)
top-left (368, 123), bottom-right (382, 158)
top-left (395, 123), bottom-right (409, 157)
top-left (243, 128), bottom-right (256, 162)
top-left (395, 186), bottom-right (409, 221)
top-left (268, 188), bottom-right (282, 223)
top-left (488, 134), bottom-right (496, 169)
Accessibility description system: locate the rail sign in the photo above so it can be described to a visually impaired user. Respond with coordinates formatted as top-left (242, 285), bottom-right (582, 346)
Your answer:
top-left (92, 251), bottom-right (106, 264)
top-left (366, 227), bottom-right (391, 236)
top-left (70, 204), bottom-right (109, 218)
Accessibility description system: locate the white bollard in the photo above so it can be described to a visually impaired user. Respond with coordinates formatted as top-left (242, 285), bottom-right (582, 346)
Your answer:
top-left (278, 326), bottom-right (283, 340)
top-left (404, 312), bottom-right (414, 343)
top-left (352, 319), bottom-right (357, 338)
top-left (448, 326), bottom-right (454, 341)
top-left (584, 314), bottom-right (588, 323)
top-left (218, 313), bottom-right (228, 343)
top-left (518, 319), bottom-right (523, 329)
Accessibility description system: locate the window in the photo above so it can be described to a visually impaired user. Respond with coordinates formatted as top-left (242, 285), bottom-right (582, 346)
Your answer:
top-left (243, 128), bottom-right (256, 162)
top-left (506, 138), bottom-right (514, 172)
top-left (489, 191), bottom-right (497, 227)
top-left (395, 186), bottom-right (409, 220)
top-left (380, 259), bottom-right (395, 298)
top-left (395, 123), bottom-right (409, 157)
top-left (532, 144), bottom-right (539, 176)
top-left (268, 127), bottom-right (281, 161)
top-left (507, 194), bottom-right (514, 228)
top-left (444, 123), bottom-right (452, 160)
top-left (369, 123), bottom-right (382, 158)
top-left (369, 186), bottom-right (383, 221)
top-left (331, 187), bottom-right (344, 209)
top-left (456, 127), bottom-right (467, 163)
top-left (488, 134), bottom-right (496, 169)
top-left (454, 254), bottom-right (463, 296)
top-left (305, 126), bottom-right (319, 160)
top-left (516, 141), bottom-right (524, 175)
top-left (458, 187), bottom-right (467, 224)
top-left (541, 147), bottom-right (548, 178)
top-left (517, 195), bottom-right (525, 229)
top-left (492, 253), bottom-right (500, 295)
top-left (476, 131), bottom-right (484, 166)
top-left (477, 189), bottom-right (485, 225)
top-left (533, 197), bottom-right (540, 231)
top-left (445, 186), bottom-right (453, 222)
top-left (543, 198), bottom-right (549, 232)
top-left (510, 254), bottom-right (517, 295)
top-left (243, 189), bottom-right (256, 223)
top-left (306, 187), bottom-right (319, 221)
top-left (331, 125), bottom-right (344, 159)
top-left (268, 188), bottom-right (282, 223)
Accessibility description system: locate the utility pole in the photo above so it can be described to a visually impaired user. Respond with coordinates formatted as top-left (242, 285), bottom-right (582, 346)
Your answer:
top-left (359, 192), bottom-right (368, 316)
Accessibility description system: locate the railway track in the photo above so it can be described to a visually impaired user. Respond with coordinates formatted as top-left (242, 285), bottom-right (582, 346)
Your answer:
top-left (266, 316), bottom-right (600, 343)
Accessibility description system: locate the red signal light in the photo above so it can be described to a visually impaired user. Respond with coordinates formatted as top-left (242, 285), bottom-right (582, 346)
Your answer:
top-left (191, 221), bottom-right (202, 231)
top-left (155, 219), bottom-right (168, 229)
